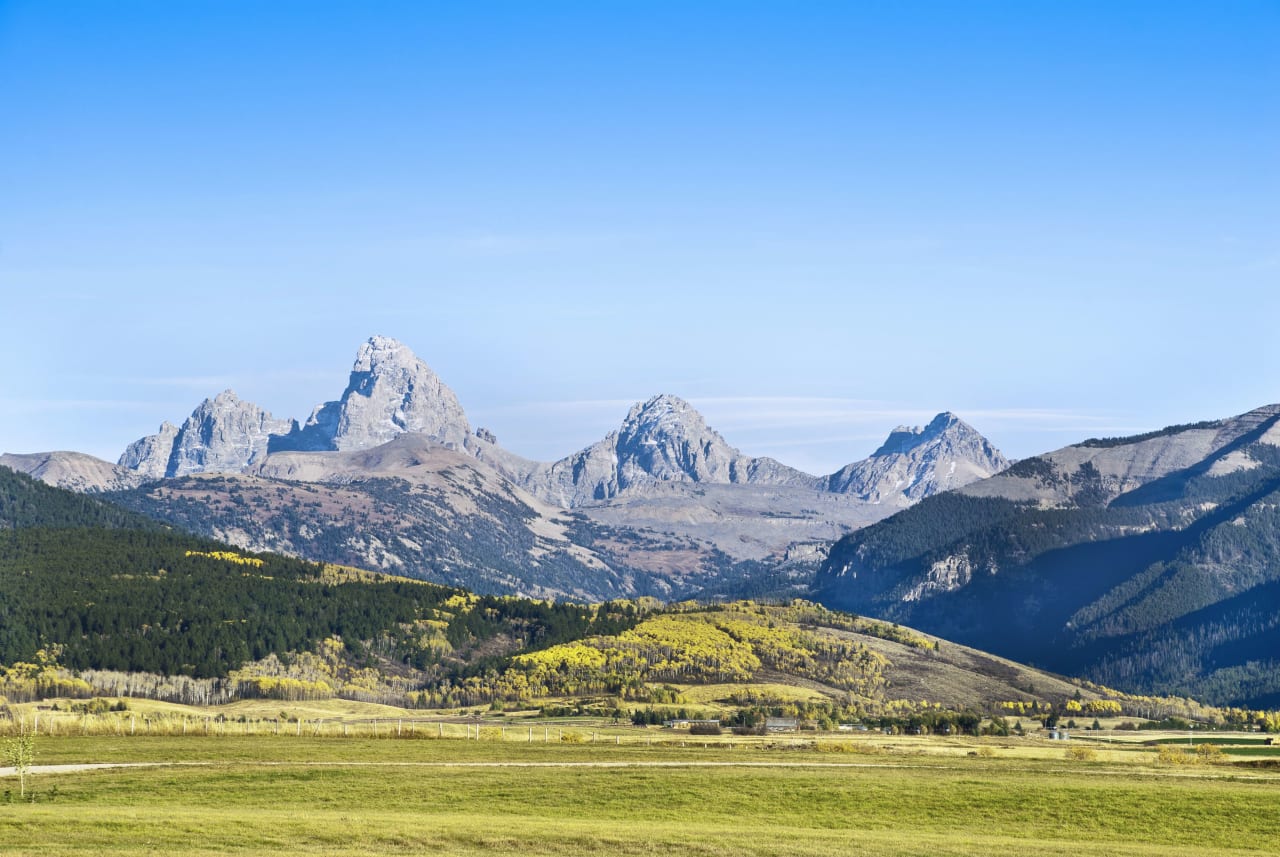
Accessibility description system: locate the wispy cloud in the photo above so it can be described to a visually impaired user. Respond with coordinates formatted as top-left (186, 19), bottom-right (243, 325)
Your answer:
top-left (120, 375), bottom-right (234, 389)
top-left (99, 368), bottom-right (338, 389)
top-left (469, 399), bottom-right (641, 424)
top-left (0, 398), bottom-right (164, 413)
top-left (470, 396), bottom-right (1137, 439)
top-left (691, 398), bottom-right (1134, 436)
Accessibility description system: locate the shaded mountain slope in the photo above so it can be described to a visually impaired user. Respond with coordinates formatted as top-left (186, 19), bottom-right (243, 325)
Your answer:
top-left (814, 404), bottom-right (1280, 706)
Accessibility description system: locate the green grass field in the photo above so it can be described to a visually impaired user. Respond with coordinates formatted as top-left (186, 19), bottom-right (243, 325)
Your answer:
top-left (3, 731), bottom-right (1279, 856)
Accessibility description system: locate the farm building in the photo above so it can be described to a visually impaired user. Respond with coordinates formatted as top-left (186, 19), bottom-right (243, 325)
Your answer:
top-left (662, 719), bottom-right (721, 730)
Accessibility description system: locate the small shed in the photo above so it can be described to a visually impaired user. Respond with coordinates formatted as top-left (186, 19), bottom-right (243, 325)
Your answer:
top-left (765, 717), bottom-right (799, 733)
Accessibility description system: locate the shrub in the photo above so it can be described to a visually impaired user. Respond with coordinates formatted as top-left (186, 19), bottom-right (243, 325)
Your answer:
top-left (1157, 745), bottom-right (1191, 765)
top-left (817, 742), bottom-right (855, 754)
top-left (689, 724), bottom-right (722, 736)
top-left (1196, 743), bottom-right (1224, 764)
top-left (1064, 745), bottom-right (1097, 761)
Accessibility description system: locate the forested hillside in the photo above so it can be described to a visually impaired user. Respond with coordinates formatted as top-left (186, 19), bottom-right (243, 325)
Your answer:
top-left (0, 526), bottom-right (635, 679)
top-left (0, 464), bottom-right (638, 701)
top-left (5, 462), bottom-right (1274, 731)
top-left (1, 464), bottom-right (157, 530)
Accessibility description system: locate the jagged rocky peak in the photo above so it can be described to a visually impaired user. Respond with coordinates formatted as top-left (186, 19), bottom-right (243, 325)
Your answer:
top-left (615, 394), bottom-right (742, 487)
top-left (171, 390), bottom-right (296, 477)
top-left (873, 412), bottom-right (968, 456)
top-left (826, 412), bottom-right (1009, 504)
top-left (119, 420), bottom-right (180, 480)
top-left (116, 336), bottom-right (475, 479)
top-left (309, 335), bottom-right (472, 452)
top-left (119, 390), bottom-right (294, 479)
top-left (518, 394), bottom-right (821, 507)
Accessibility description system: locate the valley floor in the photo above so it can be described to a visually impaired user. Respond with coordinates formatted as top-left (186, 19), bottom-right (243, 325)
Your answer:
top-left (2, 732), bottom-right (1278, 856)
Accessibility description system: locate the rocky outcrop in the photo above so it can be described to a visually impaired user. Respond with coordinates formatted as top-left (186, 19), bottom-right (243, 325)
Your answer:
top-left (110, 335), bottom-right (1005, 511)
top-left (100, 335), bottom-right (1008, 580)
top-left (116, 336), bottom-right (474, 477)
top-left (518, 395), bottom-right (820, 507)
top-left (119, 421), bottom-right (180, 481)
top-left (518, 400), bottom-right (1005, 511)
top-left (300, 335), bottom-right (472, 452)
top-left (170, 391), bottom-right (295, 476)
top-left (826, 412), bottom-right (1009, 506)
top-left (118, 391), bottom-right (293, 478)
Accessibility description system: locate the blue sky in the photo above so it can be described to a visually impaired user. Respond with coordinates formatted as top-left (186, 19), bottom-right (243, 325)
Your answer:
top-left (2, 2), bottom-right (1277, 474)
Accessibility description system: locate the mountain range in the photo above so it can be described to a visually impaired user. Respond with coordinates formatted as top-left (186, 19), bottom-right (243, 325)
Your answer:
top-left (3, 464), bottom-right (1141, 722)
top-left (2, 335), bottom-right (1007, 600)
top-left (814, 405), bottom-right (1280, 707)
top-left (5, 335), bottom-right (1280, 706)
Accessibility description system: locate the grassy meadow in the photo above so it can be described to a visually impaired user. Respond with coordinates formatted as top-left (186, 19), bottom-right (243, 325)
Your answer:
top-left (3, 715), bottom-right (1279, 857)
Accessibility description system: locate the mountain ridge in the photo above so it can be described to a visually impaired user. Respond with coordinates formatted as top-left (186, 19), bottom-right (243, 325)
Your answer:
top-left (13, 335), bottom-right (1007, 511)
top-left (5, 335), bottom-right (1008, 599)
top-left (813, 402), bottom-right (1280, 706)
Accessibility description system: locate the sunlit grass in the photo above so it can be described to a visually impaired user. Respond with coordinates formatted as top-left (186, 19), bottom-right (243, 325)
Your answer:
top-left (2, 733), bottom-right (1278, 856)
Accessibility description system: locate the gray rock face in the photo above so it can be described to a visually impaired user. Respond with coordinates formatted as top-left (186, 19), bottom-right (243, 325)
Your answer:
top-left (169, 390), bottom-right (295, 477)
top-left (292, 335), bottom-right (472, 452)
top-left (119, 421), bottom-right (180, 480)
top-left (519, 395), bottom-right (821, 507)
top-left (826, 412), bottom-right (1010, 506)
top-left (520, 400), bottom-right (1006, 511)
top-left (116, 336), bottom-right (474, 478)
top-left (109, 335), bottom-right (1006, 544)
top-left (119, 391), bottom-right (294, 478)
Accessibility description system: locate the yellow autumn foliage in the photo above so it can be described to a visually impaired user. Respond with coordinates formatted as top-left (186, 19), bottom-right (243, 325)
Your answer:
top-left (184, 550), bottom-right (265, 568)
